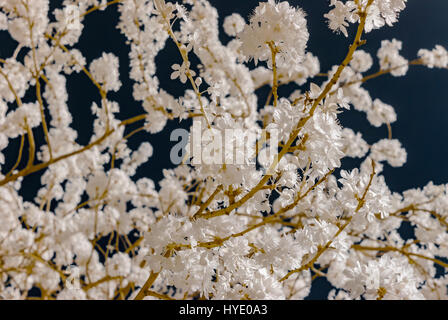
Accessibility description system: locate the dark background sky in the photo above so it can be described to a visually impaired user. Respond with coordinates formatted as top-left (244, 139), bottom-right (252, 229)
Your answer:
top-left (1, 0), bottom-right (447, 299)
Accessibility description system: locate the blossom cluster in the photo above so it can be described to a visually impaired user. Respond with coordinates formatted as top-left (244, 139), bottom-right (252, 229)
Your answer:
top-left (0, 0), bottom-right (447, 301)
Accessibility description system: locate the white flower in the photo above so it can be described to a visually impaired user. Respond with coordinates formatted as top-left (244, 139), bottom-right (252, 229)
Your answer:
top-left (302, 111), bottom-right (345, 174)
top-left (271, 98), bottom-right (304, 142)
top-left (237, 0), bottom-right (309, 72)
top-left (364, 4), bottom-right (385, 32)
top-left (223, 13), bottom-right (245, 37)
top-left (6, 0), bottom-right (50, 46)
top-left (341, 128), bottom-right (369, 158)
top-left (365, 0), bottom-right (407, 33)
top-left (324, 0), bottom-right (357, 37)
top-left (343, 253), bottom-right (422, 299)
top-left (418, 45), bottom-right (448, 69)
top-left (106, 253), bottom-right (132, 277)
top-left (350, 50), bottom-right (373, 73)
top-left (170, 61), bottom-right (195, 84)
top-left (0, 102), bottom-right (41, 138)
top-left (89, 52), bottom-right (121, 92)
top-left (376, 0), bottom-right (407, 26)
top-left (377, 39), bottom-right (409, 76)
top-left (367, 99), bottom-right (397, 127)
top-left (370, 139), bottom-right (407, 167)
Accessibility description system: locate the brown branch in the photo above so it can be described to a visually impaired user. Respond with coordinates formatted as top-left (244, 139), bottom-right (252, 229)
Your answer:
top-left (0, 114), bottom-right (147, 187)
top-left (134, 271), bottom-right (161, 300)
top-left (192, 184), bottom-right (224, 219)
top-left (267, 41), bottom-right (279, 107)
top-left (351, 244), bottom-right (448, 269)
top-left (280, 160), bottom-right (376, 282)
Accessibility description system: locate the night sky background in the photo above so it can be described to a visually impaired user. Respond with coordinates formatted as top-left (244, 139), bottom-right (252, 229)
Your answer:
top-left (1, 0), bottom-right (448, 299)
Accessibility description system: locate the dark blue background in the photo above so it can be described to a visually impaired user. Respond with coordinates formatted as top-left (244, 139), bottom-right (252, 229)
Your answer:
top-left (1, 0), bottom-right (447, 299)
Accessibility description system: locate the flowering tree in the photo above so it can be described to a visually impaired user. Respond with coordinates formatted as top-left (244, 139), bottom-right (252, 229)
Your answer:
top-left (0, 0), bottom-right (447, 300)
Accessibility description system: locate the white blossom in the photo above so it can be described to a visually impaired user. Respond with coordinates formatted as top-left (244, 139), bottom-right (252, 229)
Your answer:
top-left (237, 0), bottom-right (309, 72)
top-left (350, 50), bottom-right (373, 73)
top-left (324, 0), bottom-right (357, 37)
top-left (418, 45), bottom-right (448, 69)
top-left (367, 99), bottom-right (397, 127)
top-left (370, 139), bottom-right (407, 167)
top-left (170, 61), bottom-right (195, 84)
top-left (90, 52), bottom-right (122, 92)
top-left (377, 39), bottom-right (409, 76)
top-left (223, 13), bottom-right (245, 37)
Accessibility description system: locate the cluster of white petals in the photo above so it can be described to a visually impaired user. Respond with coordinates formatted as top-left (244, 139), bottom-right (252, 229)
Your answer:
top-left (90, 53), bottom-right (122, 92)
top-left (325, 0), bottom-right (407, 36)
top-left (237, 0), bottom-right (309, 73)
top-left (223, 13), bottom-right (245, 37)
top-left (418, 45), bottom-right (448, 69)
top-left (0, 0), bottom-right (446, 301)
top-left (377, 39), bottom-right (409, 76)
